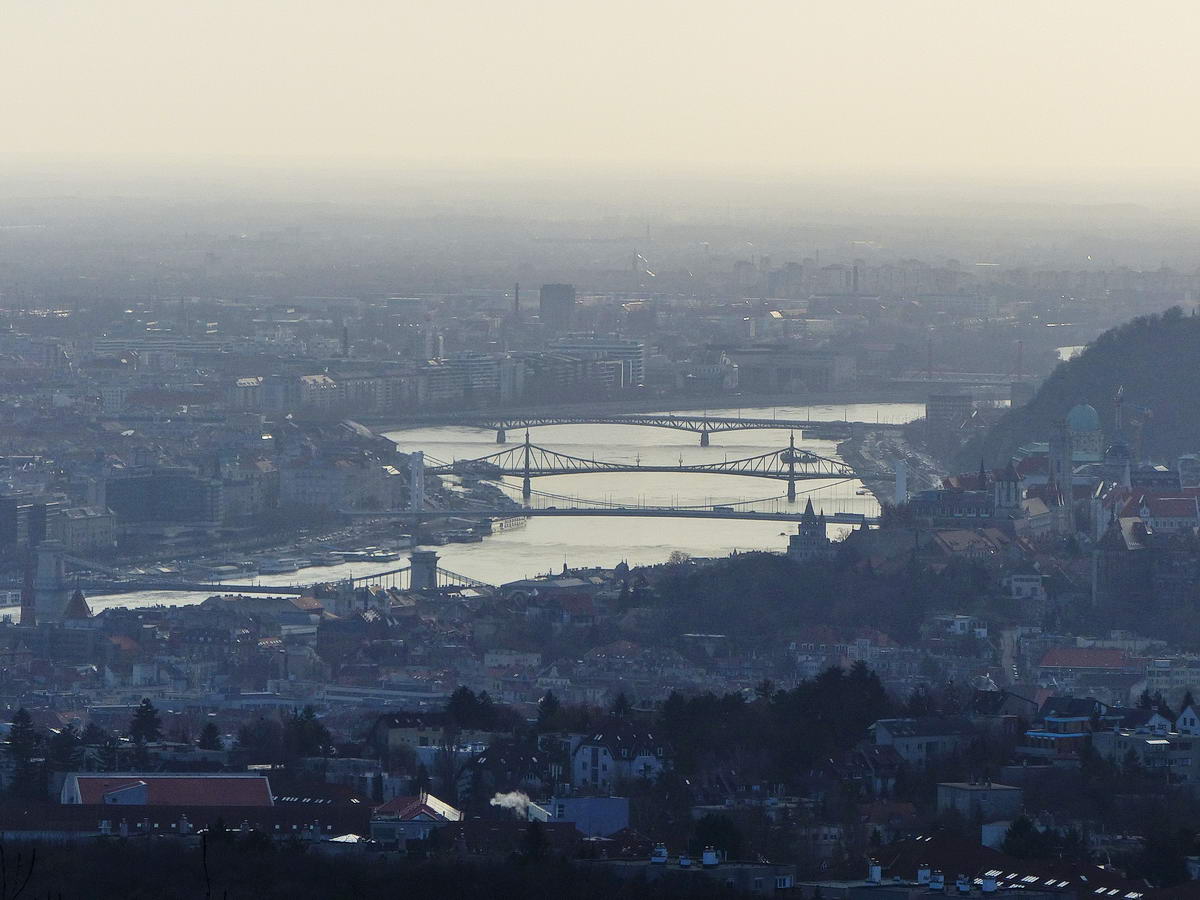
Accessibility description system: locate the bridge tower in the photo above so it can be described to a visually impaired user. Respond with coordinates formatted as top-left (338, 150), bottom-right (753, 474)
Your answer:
top-left (522, 430), bottom-right (532, 500)
top-left (410, 550), bottom-right (439, 591)
top-left (409, 451), bottom-right (425, 512)
top-left (33, 540), bottom-right (70, 622)
top-left (786, 432), bottom-right (797, 503)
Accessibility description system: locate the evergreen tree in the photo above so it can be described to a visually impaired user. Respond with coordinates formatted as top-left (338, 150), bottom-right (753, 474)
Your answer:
top-left (610, 692), bottom-right (633, 717)
top-left (1135, 824), bottom-right (1192, 887)
top-left (1002, 816), bottom-right (1051, 859)
top-left (129, 698), bottom-right (162, 743)
top-left (80, 723), bottom-right (108, 746)
top-left (6, 708), bottom-right (44, 800)
top-left (99, 737), bottom-right (119, 772)
top-left (536, 691), bottom-right (561, 728)
top-left (691, 813), bottom-right (744, 859)
top-left (198, 722), bottom-right (222, 751)
top-left (1122, 747), bottom-right (1144, 778)
top-left (904, 685), bottom-right (936, 717)
top-left (47, 724), bottom-right (82, 772)
top-left (446, 686), bottom-right (480, 728)
top-left (284, 706), bottom-right (332, 758)
top-left (237, 717), bottom-right (285, 762)
top-left (520, 820), bottom-right (550, 862)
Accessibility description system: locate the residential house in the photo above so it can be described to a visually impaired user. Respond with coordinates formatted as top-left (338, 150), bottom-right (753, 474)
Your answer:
top-left (369, 792), bottom-right (462, 849)
top-left (868, 718), bottom-right (975, 766)
top-left (572, 719), bottom-right (667, 791)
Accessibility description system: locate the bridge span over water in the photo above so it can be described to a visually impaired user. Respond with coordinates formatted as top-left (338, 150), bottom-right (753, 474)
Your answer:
top-left (350, 506), bottom-right (879, 526)
top-left (383, 411), bottom-right (903, 445)
top-left (426, 432), bottom-right (895, 503)
top-left (0, 544), bottom-right (492, 612)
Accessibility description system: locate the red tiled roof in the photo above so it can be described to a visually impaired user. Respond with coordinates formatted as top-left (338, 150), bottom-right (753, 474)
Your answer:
top-left (1016, 456), bottom-right (1047, 476)
top-left (73, 775), bottom-right (273, 807)
top-left (372, 792), bottom-right (461, 821)
top-left (1120, 495), bottom-right (1199, 519)
top-left (1038, 647), bottom-right (1129, 670)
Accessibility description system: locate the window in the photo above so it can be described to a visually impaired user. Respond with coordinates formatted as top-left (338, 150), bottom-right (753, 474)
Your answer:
top-left (753, 877), bottom-right (763, 890)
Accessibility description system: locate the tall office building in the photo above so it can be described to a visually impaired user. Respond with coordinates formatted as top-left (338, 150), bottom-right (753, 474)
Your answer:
top-left (539, 284), bottom-right (576, 332)
top-left (548, 333), bottom-right (647, 387)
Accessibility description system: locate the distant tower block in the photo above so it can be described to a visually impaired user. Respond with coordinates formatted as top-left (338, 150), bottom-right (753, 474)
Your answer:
top-left (409, 452), bottom-right (425, 512)
top-left (410, 550), bottom-right (439, 591)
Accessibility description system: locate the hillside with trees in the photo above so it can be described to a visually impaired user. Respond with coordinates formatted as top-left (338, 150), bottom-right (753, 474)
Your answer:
top-left (957, 307), bottom-right (1200, 470)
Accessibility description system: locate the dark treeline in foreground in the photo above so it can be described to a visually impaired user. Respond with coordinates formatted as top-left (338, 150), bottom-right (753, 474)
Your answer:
top-left (0, 836), bottom-right (744, 900)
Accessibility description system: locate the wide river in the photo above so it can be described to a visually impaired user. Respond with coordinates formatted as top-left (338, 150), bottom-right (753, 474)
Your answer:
top-left (79, 402), bottom-right (922, 611)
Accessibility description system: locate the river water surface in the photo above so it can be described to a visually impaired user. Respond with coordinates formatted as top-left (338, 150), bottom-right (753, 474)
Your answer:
top-left (82, 402), bottom-right (922, 611)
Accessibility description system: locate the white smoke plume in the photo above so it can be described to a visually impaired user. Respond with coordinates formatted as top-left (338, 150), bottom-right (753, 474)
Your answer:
top-left (489, 791), bottom-right (531, 817)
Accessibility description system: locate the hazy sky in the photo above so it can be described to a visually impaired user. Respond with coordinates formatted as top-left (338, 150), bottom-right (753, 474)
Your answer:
top-left (4, 0), bottom-right (1199, 178)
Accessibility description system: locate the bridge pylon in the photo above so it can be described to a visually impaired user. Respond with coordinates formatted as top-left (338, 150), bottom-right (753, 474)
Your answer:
top-left (786, 432), bottom-right (797, 502)
top-left (522, 430), bottom-right (532, 499)
top-left (699, 430), bottom-right (710, 447)
top-left (496, 428), bottom-right (507, 444)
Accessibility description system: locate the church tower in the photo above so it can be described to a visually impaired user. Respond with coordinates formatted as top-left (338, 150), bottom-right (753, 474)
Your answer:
top-left (788, 499), bottom-right (834, 563)
top-left (993, 461), bottom-right (1021, 512)
top-left (1048, 423), bottom-right (1074, 489)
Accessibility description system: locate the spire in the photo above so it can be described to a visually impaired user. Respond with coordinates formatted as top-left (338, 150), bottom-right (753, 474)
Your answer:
top-left (63, 589), bottom-right (91, 620)
top-left (803, 498), bottom-right (815, 517)
top-left (979, 458), bottom-right (987, 487)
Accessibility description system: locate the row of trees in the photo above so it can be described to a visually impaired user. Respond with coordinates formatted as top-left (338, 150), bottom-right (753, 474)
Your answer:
top-left (649, 551), bottom-right (993, 644)
top-left (3, 697), bottom-right (329, 800)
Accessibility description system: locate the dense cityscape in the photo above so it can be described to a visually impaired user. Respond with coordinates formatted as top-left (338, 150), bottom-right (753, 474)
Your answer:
top-left (8, 1), bottom-right (1200, 897)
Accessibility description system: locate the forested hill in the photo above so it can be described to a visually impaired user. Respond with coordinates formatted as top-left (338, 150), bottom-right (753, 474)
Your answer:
top-left (958, 308), bottom-right (1200, 470)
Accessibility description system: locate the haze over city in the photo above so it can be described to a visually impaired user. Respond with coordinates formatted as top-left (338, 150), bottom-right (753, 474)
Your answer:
top-left (4, 2), bottom-right (1200, 898)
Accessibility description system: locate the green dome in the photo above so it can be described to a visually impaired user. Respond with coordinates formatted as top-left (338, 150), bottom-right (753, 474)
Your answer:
top-left (1066, 403), bottom-right (1100, 433)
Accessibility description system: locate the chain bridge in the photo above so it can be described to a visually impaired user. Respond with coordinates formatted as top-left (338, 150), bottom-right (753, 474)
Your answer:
top-left (0, 543), bottom-right (492, 622)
